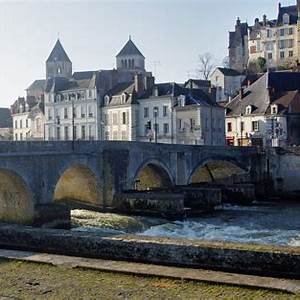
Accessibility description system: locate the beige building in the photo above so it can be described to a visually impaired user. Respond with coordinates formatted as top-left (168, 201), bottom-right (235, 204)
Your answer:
top-left (225, 71), bottom-right (300, 147)
top-left (229, 1), bottom-right (300, 72)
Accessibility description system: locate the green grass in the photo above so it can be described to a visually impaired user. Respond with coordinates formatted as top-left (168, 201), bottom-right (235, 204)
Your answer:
top-left (0, 258), bottom-right (297, 299)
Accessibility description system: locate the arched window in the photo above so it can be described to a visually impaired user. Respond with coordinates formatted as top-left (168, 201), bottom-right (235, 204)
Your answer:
top-left (57, 67), bottom-right (61, 74)
top-left (283, 13), bottom-right (290, 25)
top-left (125, 60), bottom-right (127, 68)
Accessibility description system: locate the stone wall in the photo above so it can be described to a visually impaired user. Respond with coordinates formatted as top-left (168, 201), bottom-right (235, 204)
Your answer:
top-left (0, 224), bottom-right (299, 279)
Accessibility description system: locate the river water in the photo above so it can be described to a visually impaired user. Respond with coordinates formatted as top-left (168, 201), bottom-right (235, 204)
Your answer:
top-left (71, 202), bottom-right (300, 247)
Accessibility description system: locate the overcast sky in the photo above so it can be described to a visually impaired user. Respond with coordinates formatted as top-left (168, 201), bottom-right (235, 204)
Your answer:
top-left (0, 0), bottom-right (295, 107)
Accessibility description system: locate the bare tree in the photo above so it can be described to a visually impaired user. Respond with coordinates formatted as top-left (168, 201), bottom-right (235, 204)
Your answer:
top-left (196, 53), bottom-right (216, 80)
top-left (222, 56), bottom-right (230, 68)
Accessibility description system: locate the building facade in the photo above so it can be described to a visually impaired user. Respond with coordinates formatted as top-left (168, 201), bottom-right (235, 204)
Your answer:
top-left (225, 71), bottom-right (300, 147)
top-left (229, 1), bottom-right (300, 72)
top-left (210, 67), bottom-right (246, 102)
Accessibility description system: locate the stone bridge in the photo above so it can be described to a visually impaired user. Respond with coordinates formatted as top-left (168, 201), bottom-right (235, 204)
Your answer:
top-left (2, 141), bottom-right (300, 224)
top-left (0, 141), bottom-right (263, 224)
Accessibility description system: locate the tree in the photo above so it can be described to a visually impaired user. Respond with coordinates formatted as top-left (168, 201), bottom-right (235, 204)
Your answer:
top-left (222, 56), bottom-right (230, 68)
top-left (257, 57), bottom-right (266, 72)
top-left (196, 53), bottom-right (216, 80)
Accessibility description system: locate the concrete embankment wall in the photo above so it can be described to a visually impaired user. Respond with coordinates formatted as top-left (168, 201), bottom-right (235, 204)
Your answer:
top-left (0, 224), bottom-right (299, 279)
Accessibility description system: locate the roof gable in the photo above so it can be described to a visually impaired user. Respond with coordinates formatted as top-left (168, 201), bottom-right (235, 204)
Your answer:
top-left (116, 38), bottom-right (144, 58)
top-left (46, 39), bottom-right (71, 63)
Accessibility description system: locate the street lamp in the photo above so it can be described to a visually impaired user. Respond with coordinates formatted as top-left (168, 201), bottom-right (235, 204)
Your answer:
top-left (154, 107), bottom-right (158, 143)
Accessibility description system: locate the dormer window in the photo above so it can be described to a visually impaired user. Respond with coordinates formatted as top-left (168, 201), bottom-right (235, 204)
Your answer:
top-left (246, 105), bottom-right (253, 115)
top-left (271, 104), bottom-right (278, 114)
top-left (178, 95), bottom-right (186, 107)
top-left (104, 95), bottom-right (110, 105)
top-left (283, 13), bottom-right (290, 25)
top-left (122, 93), bottom-right (127, 103)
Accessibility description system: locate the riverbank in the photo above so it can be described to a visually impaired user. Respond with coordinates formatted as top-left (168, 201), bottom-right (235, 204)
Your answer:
top-left (0, 257), bottom-right (298, 299)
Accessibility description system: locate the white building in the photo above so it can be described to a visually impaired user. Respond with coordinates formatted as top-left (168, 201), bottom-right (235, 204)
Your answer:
top-left (210, 67), bottom-right (245, 102)
top-left (225, 71), bottom-right (300, 147)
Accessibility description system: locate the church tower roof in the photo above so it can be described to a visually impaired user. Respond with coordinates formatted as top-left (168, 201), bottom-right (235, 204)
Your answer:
top-left (46, 39), bottom-right (71, 63)
top-left (116, 37), bottom-right (145, 58)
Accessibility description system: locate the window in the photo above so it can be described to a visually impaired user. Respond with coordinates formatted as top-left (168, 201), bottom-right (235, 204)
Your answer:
top-left (163, 106), bottom-right (168, 117)
top-left (289, 27), bottom-right (293, 35)
top-left (81, 125), bottom-right (86, 140)
top-left (268, 53), bottom-right (273, 60)
top-left (121, 131), bottom-right (127, 140)
top-left (74, 126), bottom-right (77, 140)
top-left (280, 51), bottom-right (285, 59)
top-left (246, 105), bottom-right (252, 115)
top-left (190, 119), bottom-right (195, 131)
top-left (57, 127), bottom-right (60, 140)
top-left (266, 42), bottom-right (273, 51)
top-left (15, 133), bottom-right (17, 140)
top-left (178, 119), bottom-right (182, 130)
top-left (64, 126), bottom-right (69, 140)
top-left (105, 131), bottom-right (109, 140)
top-left (20, 120), bottom-right (22, 129)
top-left (88, 105), bottom-right (93, 117)
top-left (289, 50), bottom-right (293, 57)
top-left (241, 121), bottom-right (244, 131)
top-left (48, 108), bottom-right (52, 120)
top-left (20, 133), bottom-right (23, 141)
top-left (57, 67), bottom-right (61, 74)
top-left (112, 113), bottom-right (118, 125)
top-left (288, 39), bottom-right (294, 48)
top-left (279, 40), bottom-right (285, 49)
top-left (252, 121), bottom-right (259, 132)
top-left (88, 125), bottom-right (94, 140)
top-left (227, 122), bottom-right (232, 132)
top-left (122, 112), bottom-right (126, 125)
top-left (89, 89), bottom-right (93, 98)
top-left (144, 107), bottom-right (149, 118)
top-left (64, 108), bottom-right (68, 119)
top-left (14, 120), bottom-right (17, 129)
top-left (271, 105), bottom-right (278, 114)
top-left (153, 107), bottom-right (159, 117)
top-left (280, 28), bottom-right (285, 36)
top-left (267, 29), bottom-right (272, 38)
top-left (81, 106), bottom-right (86, 118)
top-left (26, 119), bottom-right (28, 128)
top-left (163, 123), bottom-right (169, 135)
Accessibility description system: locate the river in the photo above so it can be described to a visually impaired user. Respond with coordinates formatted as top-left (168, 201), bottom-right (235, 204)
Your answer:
top-left (71, 202), bottom-right (300, 247)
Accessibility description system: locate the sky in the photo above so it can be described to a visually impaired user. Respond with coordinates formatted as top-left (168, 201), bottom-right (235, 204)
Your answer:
top-left (0, 0), bottom-right (296, 107)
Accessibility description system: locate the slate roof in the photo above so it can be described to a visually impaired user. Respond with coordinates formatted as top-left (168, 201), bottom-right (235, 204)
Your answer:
top-left (217, 67), bottom-right (242, 76)
top-left (73, 71), bottom-right (97, 80)
top-left (0, 108), bottom-right (12, 128)
top-left (226, 72), bottom-right (300, 117)
top-left (116, 38), bottom-right (144, 58)
top-left (26, 79), bottom-right (46, 91)
top-left (184, 79), bottom-right (211, 88)
top-left (46, 39), bottom-right (71, 63)
top-left (104, 82), bottom-right (137, 106)
top-left (277, 5), bottom-right (298, 25)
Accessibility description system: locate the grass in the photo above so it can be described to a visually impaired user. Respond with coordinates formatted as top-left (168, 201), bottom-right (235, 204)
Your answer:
top-left (0, 258), bottom-right (298, 299)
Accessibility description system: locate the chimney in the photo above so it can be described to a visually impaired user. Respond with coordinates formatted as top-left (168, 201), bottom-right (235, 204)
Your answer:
top-left (239, 88), bottom-right (244, 99)
top-left (278, 2), bottom-right (281, 12)
top-left (134, 74), bottom-right (144, 94)
top-left (263, 14), bottom-right (267, 26)
top-left (235, 17), bottom-right (241, 31)
top-left (254, 18), bottom-right (259, 26)
top-left (144, 76), bottom-right (155, 91)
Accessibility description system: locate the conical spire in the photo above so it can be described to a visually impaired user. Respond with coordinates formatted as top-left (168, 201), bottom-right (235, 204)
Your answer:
top-left (46, 39), bottom-right (71, 63)
top-left (116, 38), bottom-right (144, 58)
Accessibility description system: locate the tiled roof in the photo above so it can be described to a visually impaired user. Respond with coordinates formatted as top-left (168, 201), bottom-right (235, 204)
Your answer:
top-left (46, 39), bottom-right (71, 63)
top-left (73, 71), bottom-right (97, 80)
top-left (116, 38), bottom-right (144, 58)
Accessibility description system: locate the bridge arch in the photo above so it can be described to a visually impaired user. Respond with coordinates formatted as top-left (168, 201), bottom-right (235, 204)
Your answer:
top-left (188, 157), bottom-right (249, 185)
top-left (132, 159), bottom-right (174, 191)
top-left (0, 168), bottom-right (34, 224)
top-left (54, 164), bottom-right (102, 206)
